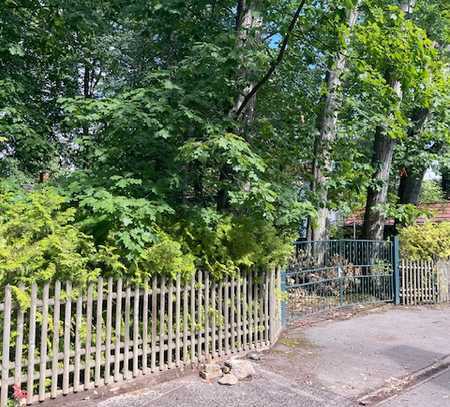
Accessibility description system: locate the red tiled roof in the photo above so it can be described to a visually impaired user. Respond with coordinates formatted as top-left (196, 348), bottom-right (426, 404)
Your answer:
top-left (344, 201), bottom-right (450, 226)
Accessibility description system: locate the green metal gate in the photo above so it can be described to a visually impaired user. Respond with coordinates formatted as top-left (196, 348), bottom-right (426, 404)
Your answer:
top-left (283, 239), bottom-right (399, 323)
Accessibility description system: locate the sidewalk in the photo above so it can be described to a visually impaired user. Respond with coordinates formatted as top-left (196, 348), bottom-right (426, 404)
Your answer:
top-left (46, 304), bottom-right (450, 407)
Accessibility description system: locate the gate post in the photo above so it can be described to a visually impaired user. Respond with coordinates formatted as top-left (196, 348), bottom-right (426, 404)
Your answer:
top-left (392, 236), bottom-right (400, 305)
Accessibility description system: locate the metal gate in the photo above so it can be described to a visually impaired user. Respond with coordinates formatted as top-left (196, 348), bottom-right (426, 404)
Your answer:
top-left (283, 240), bottom-right (397, 323)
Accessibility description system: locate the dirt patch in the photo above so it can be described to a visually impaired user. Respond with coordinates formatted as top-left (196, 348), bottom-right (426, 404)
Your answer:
top-left (278, 334), bottom-right (318, 350)
top-left (288, 303), bottom-right (393, 329)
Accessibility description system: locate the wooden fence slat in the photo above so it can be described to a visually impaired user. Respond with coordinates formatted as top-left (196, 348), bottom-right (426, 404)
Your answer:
top-left (51, 281), bottom-right (61, 397)
top-left (63, 281), bottom-right (72, 394)
top-left (123, 285), bottom-right (131, 379)
top-left (413, 261), bottom-right (418, 305)
top-left (175, 275), bottom-right (181, 367)
top-left (95, 278), bottom-right (104, 386)
top-left (105, 278), bottom-right (113, 383)
top-left (1, 286), bottom-right (12, 407)
top-left (248, 273), bottom-right (253, 349)
top-left (38, 283), bottom-right (49, 400)
top-left (73, 293), bottom-right (83, 392)
top-left (230, 276), bottom-right (235, 353)
top-left (204, 272), bottom-right (210, 358)
top-left (190, 273), bottom-right (196, 364)
top-left (236, 273), bottom-right (242, 352)
top-left (401, 260), bottom-right (405, 305)
top-left (27, 283), bottom-right (38, 404)
top-left (254, 278), bottom-right (259, 349)
top-left (421, 260), bottom-right (425, 304)
top-left (264, 271), bottom-right (270, 345)
top-left (151, 276), bottom-right (157, 373)
top-left (182, 279), bottom-right (188, 363)
top-left (269, 270), bottom-right (275, 343)
top-left (142, 283), bottom-right (149, 373)
top-left (114, 279), bottom-right (123, 381)
top-left (197, 270), bottom-right (203, 362)
top-left (218, 279), bottom-right (223, 356)
top-left (167, 278), bottom-right (174, 369)
top-left (211, 280), bottom-right (216, 358)
top-left (133, 284), bottom-right (139, 377)
top-left (224, 276), bottom-right (230, 355)
top-left (243, 273), bottom-right (248, 349)
top-left (14, 285), bottom-right (25, 387)
top-left (159, 276), bottom-right (166, 370)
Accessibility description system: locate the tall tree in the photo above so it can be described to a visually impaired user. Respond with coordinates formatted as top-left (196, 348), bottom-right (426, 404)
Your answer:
top-left (311, 0), bottom-right (360, 241)
top-left (362, 1), bottom-right (418, 240)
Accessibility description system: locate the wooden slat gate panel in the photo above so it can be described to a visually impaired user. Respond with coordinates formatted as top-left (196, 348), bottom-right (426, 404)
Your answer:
top-left (400, 259), bottom-right (450, 305)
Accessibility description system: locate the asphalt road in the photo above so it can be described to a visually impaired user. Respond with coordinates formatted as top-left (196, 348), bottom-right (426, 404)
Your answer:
top-left (382, 368), bottom-right (450, 407)
top-left (96, 366), bottom-right (353, 407)
top-left (44, 304), bottom-right (450, 407)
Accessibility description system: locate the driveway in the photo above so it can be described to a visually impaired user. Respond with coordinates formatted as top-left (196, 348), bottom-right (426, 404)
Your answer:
top-left (46, 304), bottom-right (450, 407)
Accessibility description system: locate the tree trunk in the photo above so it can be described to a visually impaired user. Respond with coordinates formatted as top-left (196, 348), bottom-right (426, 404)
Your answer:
top-left (398, 167), bottom-right (426, 205)
top-left (397, 107), bottom-right (431, 205)
top-left (362, 2), bottom-right (413, 240)
top-left (310, 4), bottom-right (360, 242)
top-left (442, 168), bottom-right (450, 200)
top-left (216, 1), bottom-right (261, 211)
top-left (362, 126), bottom-right (396, 240)
top-left (362, 79), bottom-right (403, 240)
top-left (229, 0), bottom-right (262, 127)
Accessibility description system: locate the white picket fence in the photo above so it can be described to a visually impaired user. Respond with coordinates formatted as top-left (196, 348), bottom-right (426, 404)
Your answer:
top-left (0, 269), bottom-right (282, 406)
top-left (400, 259), bottom-right (449, 305)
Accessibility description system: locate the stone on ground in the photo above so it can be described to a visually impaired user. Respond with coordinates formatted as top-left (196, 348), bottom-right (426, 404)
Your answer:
top-left (248, 352), bottom-right (262, 361)
top-left (224, 359), bottom-right (255, 380)
top-left (199, 363), bottom-right (222, 381)
top-left (218, 373), bottom-right (239, 386)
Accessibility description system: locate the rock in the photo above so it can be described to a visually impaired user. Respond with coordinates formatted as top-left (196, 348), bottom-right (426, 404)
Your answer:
top-left (199, 363), bottom-right (223, 381)
top-left (247, 352), bottom-right (261, 361)
top-left (224, 359), bottom-right (255, 380)
top-left (218, 373), bottom-right (239, 386)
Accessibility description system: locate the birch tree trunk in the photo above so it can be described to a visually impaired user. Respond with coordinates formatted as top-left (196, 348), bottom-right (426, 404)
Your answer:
top-left (229, 0), bottom-right (262, 128)
top-left (311, 3), bottom-right (360, 242)
top-left (217, 1), bottom-right (261, 210)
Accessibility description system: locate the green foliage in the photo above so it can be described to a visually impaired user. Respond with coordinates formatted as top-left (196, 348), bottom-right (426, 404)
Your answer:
top-left (136, 233), bottom-right (196, 281)
top-left (63, 174), bottom-right (173, 265)
top-left (352, 5), bottom-right (436, 138)
top-left (400, 222), bottom-right (450, 260)
top-left (385, 203), bottom-right (432, 226)
top-left (0, 184), bottom-right (123, 288)
top-left (171, 208), bottom-right (293, 279)
top-left (419, 180), bottom-right (446, 203)
top-left (0, 0), bottom-right (449, 288)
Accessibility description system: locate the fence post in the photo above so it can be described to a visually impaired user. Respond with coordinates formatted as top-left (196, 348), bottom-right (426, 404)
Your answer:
top-left (392, 236), bottom-right (400, 305)
top-left (280, 269), bottom-right (288, 327)
top-left (337, 265), bottom-right (344, 306)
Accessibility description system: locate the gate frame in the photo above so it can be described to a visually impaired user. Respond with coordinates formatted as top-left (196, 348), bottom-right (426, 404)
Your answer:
top-left (392, 236), bottom-right (401, 305)
top-left (282, 238), bottom-right (397, 324)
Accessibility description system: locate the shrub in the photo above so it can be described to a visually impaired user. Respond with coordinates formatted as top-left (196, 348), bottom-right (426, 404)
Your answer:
top-left (0, 185), bottom-right (124, 288)
top-left (399, 222), bottom-right (450, 260)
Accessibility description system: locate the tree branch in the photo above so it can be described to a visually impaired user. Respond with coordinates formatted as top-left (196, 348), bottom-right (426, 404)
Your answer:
top-left (233, 0), bottom-right (308, 118)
